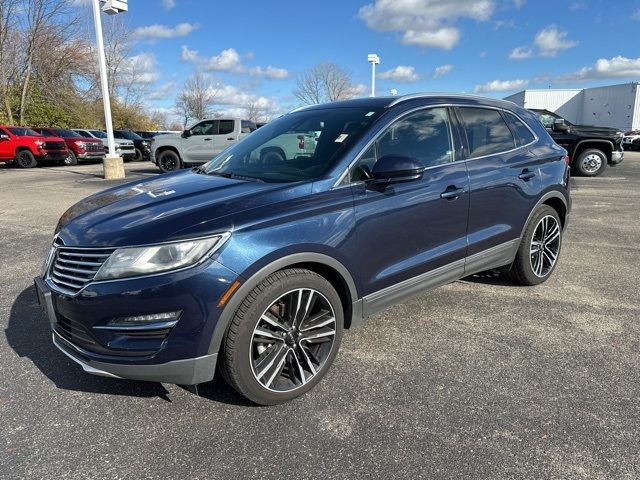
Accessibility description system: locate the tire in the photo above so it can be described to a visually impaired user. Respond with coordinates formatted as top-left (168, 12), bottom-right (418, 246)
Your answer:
top-left (260, 148), bottom-right (285, 165)
top-left (157, 150), bottom-right (181, 173)
top-left (15, 150), bottom-right (37, 168)
top-left (574, 148), bottom-right (607, 177)
top-left (134, 148), bottom-right (143, 162)
top-left (64, 151), bottom-right (78, 166)
top-left (508, 205), bottom-right (562, 286)
top-left (220, 268), bottom-right (344, 405)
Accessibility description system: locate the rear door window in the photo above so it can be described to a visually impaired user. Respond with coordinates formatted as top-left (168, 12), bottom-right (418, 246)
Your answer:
top-left (218, 120), bottom-right (235, 135)
top-left (503, 112), bottom-right (536, 147)
top-left (241, 120), bottom-right (257, 133)
top-left (458, 107), bottom-right (515, 158)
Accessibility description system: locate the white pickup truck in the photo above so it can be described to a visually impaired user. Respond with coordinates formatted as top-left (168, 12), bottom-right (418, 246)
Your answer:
top-left (151, 118), bottom-right (256, 172)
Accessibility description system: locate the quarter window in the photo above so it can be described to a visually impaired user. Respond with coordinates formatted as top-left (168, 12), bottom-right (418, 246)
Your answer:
top-left (458, 108), bottom-right (515, 158)
top-left (537, 113), bottom-right (556, 129)
top-left (503, 112), bottom-right (536, 147)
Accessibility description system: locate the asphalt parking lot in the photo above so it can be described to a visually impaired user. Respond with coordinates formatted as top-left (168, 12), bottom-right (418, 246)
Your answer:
top-left (1, 156), bottom-right (639, 479)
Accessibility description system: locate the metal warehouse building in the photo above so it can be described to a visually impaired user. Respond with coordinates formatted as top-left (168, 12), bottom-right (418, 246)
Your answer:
top-left (505, 82), bottom-right (640, 131)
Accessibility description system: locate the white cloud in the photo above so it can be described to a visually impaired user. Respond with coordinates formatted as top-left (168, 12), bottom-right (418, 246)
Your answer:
top-left (133, 23), bottom-right (199, 41)
top-left (509, 46), bottom-right (534, 60)
top-left (180, 46), bottom-right (288, 79)
top-left (433, 64), bottom-right (453, 78)
top-left (632, 9), bottom-right (640, 20)
top-left (378, 65), bottom-right (420, 82)
top-left (474, 79), bottom-right (529, 93)
top-left (162, 0), bottom-right (176, 10)
top-left (147, 81), bottom-right (177, 101)
top-left (558, 56), bottom-right (640, 83)
top-left (510, 25), bottom-right (577, 60)
top-left (358, 0), bottom-right (495, 50)
top-left (121, 53), bottom-right (160, 85)
top-left (514, 0), bottom-right (526, 6)
top-left (534, 26), bottom-right (578, 57)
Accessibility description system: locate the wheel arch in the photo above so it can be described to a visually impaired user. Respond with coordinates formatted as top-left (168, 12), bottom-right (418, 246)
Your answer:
top-left (573, 139), bottom-right (613, 163)
top-left (207, 253), bottom-right (360, 357)
top-left (155, 145), bottom-right (182, 160)
top-left (520, 191), bottom-right (569, 239)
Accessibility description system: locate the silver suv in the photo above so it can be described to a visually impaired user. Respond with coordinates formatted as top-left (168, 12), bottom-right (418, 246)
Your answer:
top-left (72, 129), bottom-right (136, 161)
top-left (151, 118), bottom-right (256, 173)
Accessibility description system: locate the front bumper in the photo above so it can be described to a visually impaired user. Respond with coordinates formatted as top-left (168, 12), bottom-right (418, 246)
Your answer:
top-left (611, 150), bottom-right (624, 165)
top-left (40, 151), bottom-right (69, 162)
top-left (34, 258), bottom-right (239, 384)
top-left (77, 152), bottom-right (106, 160)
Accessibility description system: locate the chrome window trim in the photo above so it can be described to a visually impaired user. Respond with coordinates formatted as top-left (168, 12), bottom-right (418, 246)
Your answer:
top-left (334, 103), bottom-right (539, 188)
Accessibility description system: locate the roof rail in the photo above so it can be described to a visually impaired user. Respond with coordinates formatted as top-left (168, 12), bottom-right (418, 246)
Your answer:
top-left (386, 92), bottom-right (514, 108)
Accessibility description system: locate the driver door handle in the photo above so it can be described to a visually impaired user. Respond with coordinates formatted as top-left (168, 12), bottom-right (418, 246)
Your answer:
top-left (440, 186), bottom-right (465, 200)
top-left (518, 169), bottom-right (536, 181)
top-left (203, 138), bottom-right (212, 141)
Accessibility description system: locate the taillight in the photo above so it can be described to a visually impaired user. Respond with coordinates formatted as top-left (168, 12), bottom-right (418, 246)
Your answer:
top-left (297, 135), bottom-right (305, 150)
top-left (564, 155), bottom-right (571, 165)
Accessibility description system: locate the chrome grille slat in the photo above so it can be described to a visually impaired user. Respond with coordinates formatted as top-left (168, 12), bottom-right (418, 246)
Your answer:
top-left (48, 246), bottom-right (115, 294)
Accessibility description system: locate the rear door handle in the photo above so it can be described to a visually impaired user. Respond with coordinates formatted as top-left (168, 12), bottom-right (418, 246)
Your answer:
top-left (440, 186), bottom-right (465, 200)
top-left (518, 169), bottom-right (536, 181)
top-left (203, 138), bottom-right (212, 141)
top-left (227, 137), bottom-right (235, 141)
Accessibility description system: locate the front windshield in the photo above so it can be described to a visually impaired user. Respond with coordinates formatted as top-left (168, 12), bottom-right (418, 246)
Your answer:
top-left (9, 127), bottom-right (40, 136)
top-left (89, 130), bottom-right (107, 138)
top-left (201, 107), bottom-right (383, 182)
top-left (121, 130), bottom-right (142, 140)
top-left (55, 129), bottom-right (82, 138)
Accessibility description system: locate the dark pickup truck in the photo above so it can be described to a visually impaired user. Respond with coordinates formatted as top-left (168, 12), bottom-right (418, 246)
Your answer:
top-left (530, 109), bottom-right (624, 177)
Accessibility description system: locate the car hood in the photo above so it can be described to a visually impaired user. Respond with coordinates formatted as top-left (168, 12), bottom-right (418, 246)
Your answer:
top-left (56, 170), bottom-right (310, 247)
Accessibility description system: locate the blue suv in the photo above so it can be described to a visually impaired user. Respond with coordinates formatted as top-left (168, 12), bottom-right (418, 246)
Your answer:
top-left (35, 94), bottom-right (570, 405)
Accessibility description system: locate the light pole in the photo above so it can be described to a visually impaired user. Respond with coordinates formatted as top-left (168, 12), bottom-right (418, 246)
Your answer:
top-left (367, 53), bottom-right (380, 97)
top-left (92, 0), bottom-right (128, 179)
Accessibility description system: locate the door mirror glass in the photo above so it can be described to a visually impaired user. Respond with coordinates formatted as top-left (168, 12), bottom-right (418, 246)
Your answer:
top-left (368, 154), bottom-right (424, 188)
top-left (182, 129), bottom-right (191, 138)
top-left (552, 118), bottom-right (569, 132)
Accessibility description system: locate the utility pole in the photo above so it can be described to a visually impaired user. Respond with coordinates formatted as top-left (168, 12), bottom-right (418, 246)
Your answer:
top-left (368, 54), bottom-right (380, 97)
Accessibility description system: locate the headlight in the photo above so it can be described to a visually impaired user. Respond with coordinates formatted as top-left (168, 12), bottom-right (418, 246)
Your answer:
top-left (94, 234), bottom-right (230, 281)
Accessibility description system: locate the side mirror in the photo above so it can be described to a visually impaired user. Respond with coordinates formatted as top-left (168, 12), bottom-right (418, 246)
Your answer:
top-left (553, 118), bottom-right (569, 132)
top-left (182, 129), bottom-right (191, 138)
top-left (368, 154), bottom-right (424, 189)
top-left (0, 134), bottom-right (9, 141)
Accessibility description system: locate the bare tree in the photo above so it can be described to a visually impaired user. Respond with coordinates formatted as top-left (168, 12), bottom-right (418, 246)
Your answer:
top-left (175, 72), bottom-right (219, 124)
top-left (293, 62), bottom-right (357, 105)
top-left (0, 0), bottom-right (20, 122)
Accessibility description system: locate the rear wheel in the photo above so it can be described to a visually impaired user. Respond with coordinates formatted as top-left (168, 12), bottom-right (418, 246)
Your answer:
top-left (508, 205), bottom-right (562, 286)
top-left (134, 148), bottom-right (143, 162)
top-left (158, 150), bottom-right (181, 173)
top-left (15, 150), bottom-right (37, 168)
top-left (220, 268), bottom-right (343, 405)
top-left (575, 148), bottom-right (607, 177)
top-left (64, 151), bottom-right (78, 166)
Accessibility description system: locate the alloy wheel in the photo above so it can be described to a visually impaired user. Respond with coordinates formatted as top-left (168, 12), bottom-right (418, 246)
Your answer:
top-left (249, 288), bottom-right (336, 393)
top-left (529, 215), bottom-right (560, 278)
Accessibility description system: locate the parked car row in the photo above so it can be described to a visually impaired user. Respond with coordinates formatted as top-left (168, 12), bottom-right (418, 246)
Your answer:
top-left (622, 130), bottom-right (640, 151)
top-left (0, 125), bottom-right (164, 168)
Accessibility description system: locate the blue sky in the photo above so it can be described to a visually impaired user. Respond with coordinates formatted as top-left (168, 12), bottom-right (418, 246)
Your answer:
top-left (101, 0), bottom-right (640, 119)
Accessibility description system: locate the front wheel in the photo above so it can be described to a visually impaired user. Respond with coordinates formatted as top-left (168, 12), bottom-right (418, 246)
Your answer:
top-left (220, 268), bottom-right (344, 405)
top-left (158, 150), bottom-right (181, 173)
top-left (134, 148), bottom-right (143, 162)
top-left (15, 150), bottom-right (37, 168)
top-left (575, 148), bottom-right (607, 177)
top-left (64, 151), bottom-right (78, 166)
top-left (508, 205), bottom-right (562, 286)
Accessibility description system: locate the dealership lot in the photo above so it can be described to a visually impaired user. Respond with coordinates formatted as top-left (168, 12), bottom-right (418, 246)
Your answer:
top-left (1, 157), bottom-right (639, 478)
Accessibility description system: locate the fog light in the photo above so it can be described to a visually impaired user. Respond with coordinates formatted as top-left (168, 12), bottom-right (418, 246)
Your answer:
top-left (102, 310), bottom-right (182, 329)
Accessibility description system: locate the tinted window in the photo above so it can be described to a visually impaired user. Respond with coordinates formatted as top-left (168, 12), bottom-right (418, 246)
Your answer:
top-left (458, 108), bottom-right (515, 157)
top-left (241, 120), bottom-right (257, 133)
top-left (218, 120), bottom-right (235, 135)
top-left (55, 129), bottom-right (82, 138)
top-left (537, 112), bottom-right (557, 128)
top-left (504, 112), bottom-right (535, 147)
top-left (190, 121), bottom-right (214, 136)
top-left (75, 130), bottom-right (92, 138)
top-left (89, 130), bottom-right (107, 138)
top-left (378, 108), bottom-right (453, 167)
top-left (8, 127), bottom-right (40, 136)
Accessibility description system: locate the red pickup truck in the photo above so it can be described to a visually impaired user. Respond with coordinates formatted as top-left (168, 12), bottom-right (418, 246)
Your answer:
top-left (33, 127), bottom-right (105, 165)
top-left (0, 125), bottom-right (69, 168)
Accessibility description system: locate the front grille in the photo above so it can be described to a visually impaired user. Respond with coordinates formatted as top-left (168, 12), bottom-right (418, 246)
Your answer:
top-left (86, 143), bottom-right (103, 152)
top-left (43, 141), bottom-right (66, 150)
top-left (49, 246), bottom-right (115, 294)
top-left (55, 315), bottom-right (96, 347)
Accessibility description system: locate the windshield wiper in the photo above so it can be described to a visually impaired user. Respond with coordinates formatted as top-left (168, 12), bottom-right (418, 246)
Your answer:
top-left (192, 166), bottom-right (207, 174)
top-left (207, 171), bottom-right (264, 182)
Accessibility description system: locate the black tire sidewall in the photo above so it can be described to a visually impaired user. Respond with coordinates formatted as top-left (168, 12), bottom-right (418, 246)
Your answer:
top-left (575, 149), bottom-right (607, 177)
top-left (511, 205), bottom-right (562, 285)
top-left (65, 151), bottom-right (78, 165)
top-left (134, 148), bottom-right (143, 162)
top-left (224, 270), bottom-right (344, 405)
top-left (16, 150), bottom-right (36, 168)
top-left (158, 151), bottom-right (180, 173)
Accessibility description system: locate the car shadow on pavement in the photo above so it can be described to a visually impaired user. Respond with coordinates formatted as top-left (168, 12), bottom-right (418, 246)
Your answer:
top-left (462, 270), bottom-right (526, 287)
top-left (5, 286), bottom-right (252, 406)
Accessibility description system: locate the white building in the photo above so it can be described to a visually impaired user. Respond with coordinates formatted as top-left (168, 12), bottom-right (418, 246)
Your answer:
top-left (505, 82), bottom-right (640, 131)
